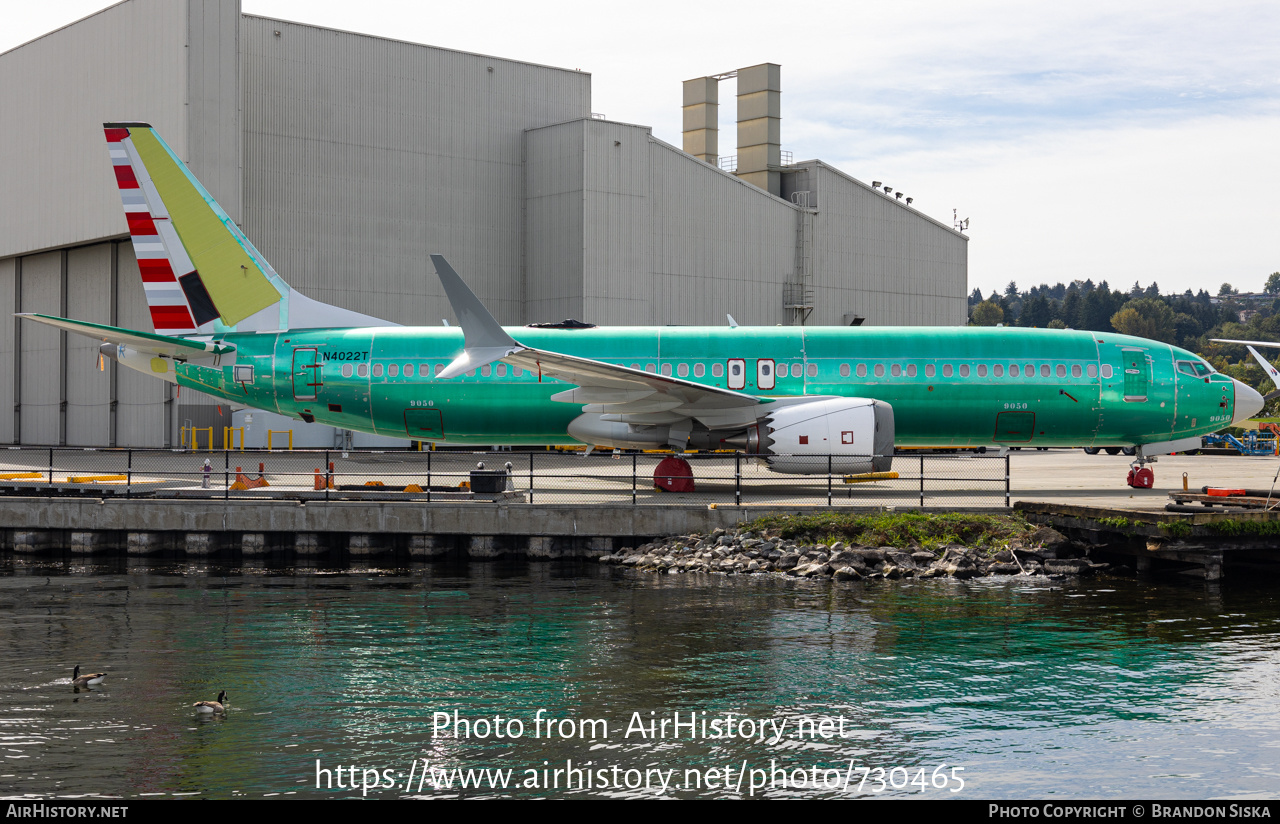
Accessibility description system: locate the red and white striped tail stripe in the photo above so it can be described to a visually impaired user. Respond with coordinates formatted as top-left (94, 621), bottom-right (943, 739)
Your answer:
top-left (105, 125), bottom-right (198, 335)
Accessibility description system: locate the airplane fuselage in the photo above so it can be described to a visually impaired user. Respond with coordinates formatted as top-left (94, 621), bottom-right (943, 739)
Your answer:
top-left (170, 325), bottom-right (1239, 448)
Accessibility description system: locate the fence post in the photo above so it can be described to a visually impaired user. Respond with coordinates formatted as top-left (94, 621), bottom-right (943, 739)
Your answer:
top-left (426, 448), bottom-right (432, 503)
top-left (529, 450), bottom-right (534, 505)
top-left (126, 448), bottom-right (131, 499)
top-left (920, 454), bottom-right (925, 507)
top-left (1005, 453), bottom-right (1011, 508)
top-left (827, 454), bottom-right (832, 506)
top-left (223, 449), bottom-right (229, 500)
top-left (735, 452), bottom-right (741, 506)
top-left (325, 450), bottom-right (331, 502)
top-left (632, 452), bottom-right (637, 505)
top-left (47, 447), bottom-right (53, 485)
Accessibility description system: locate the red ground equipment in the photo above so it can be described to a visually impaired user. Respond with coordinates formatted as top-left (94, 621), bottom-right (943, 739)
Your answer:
top-left (654, 456), bottom-right (695, 492)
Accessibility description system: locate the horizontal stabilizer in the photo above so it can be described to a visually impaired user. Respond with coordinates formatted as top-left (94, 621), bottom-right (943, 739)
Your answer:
top-left (16, 313), bottom-right (233, 359)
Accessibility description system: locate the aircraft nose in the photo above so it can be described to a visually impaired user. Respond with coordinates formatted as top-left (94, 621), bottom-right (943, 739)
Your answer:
top-left (1232, 379), bottom-right (1265, 425)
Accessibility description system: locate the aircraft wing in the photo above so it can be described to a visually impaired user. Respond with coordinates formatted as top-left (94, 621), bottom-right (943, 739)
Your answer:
top-left (429, 255), bottom-right (762, 427)
top-left (17, 313), bottom-right (234, 359)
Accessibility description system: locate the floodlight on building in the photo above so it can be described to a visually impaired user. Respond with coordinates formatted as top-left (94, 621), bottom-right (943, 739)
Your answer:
top-left (895, 192), bottom-right (903, 200)
top-left (872, 181), bottom-right (881, 189)
top-left (906, 197), bottom-right (913, 205)
top-left (883, 187), bottom-right (892, 195)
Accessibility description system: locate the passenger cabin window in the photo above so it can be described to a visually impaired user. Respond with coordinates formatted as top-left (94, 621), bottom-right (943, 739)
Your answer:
top-left (959, 365), bottom-right (970, 378)
top-left (806, 364), bottom-right (817, 377)
top-left (420, 364), bottom-right (431, 377)
top-left (1040, 365), bottom-right (1050, 378)
top-left (481, 365), bottom-right (491, 377)
top-left (1024, 364), bottom-right (1034, 377)
top-left (1087, 364), bottom-right (1097, 378)
top-left (661, 364), bottom-right (672, 376)
top-left (694, 364), bottom-right (705, 378)
top-left (372, 364), bottom-right (383, 377)
top-left (857, 364), bottom-right (868, 377)
top-left (906, 364), bottom-right (917, 377)
top-left (436, 363), bottom-right (446, 376)
top-left (1009, 364), bottom-right (1019, 377)
top-left (874, 365), bottom-right (885, 377)
top-left (1072, 365), bottom-right (1082, 378)
top-left (677, 363), bottom-right (689, 377)
top-left (993, 364), bottom-right (1003, 377)
top-left (388, 364), bottom-right (399, 377)
top-left (646, 364), bottom-right (656, 373)
top-left (404, 363), bottom-right (413, 376)
top-left (891, 364), bottom-right (902, 377)
top-left (512, 366), bottom-right (522, 377)
top-left (357, 364), bottom-right (368, 378)
top-left (1056, 364), bottom-right (1066, 378)
top-left (976, 365), bottom-right (987, 377)
top-left (496, 364), bottom-right (507, 377)
top-left (943, 365), bottom-right (953, 377)
top-left (341, 364), bottom-right (353, 378)
top-left (1102, 365), bottom-right (1113, 379)
top-left (840, 364), bottom-right (851, 377)
top-left (712, 363), bottom-right (724, 378)
top-left (792, 364), bottom-right (803, 378)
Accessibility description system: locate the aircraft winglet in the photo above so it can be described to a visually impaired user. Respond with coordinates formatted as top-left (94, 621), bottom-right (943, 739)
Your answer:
top-left (430, 255), bottom-right (524, 378)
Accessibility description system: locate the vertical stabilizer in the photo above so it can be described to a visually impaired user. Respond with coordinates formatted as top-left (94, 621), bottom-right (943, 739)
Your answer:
top-left (104, 122), bottom-right (391, 333)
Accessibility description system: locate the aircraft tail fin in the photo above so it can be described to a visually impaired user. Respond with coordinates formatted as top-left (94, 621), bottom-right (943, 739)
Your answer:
top-left (104, 122), bottom-right (391, 334)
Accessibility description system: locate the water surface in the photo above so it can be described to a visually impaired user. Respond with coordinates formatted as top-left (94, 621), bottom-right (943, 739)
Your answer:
top-left (1, 557), bottom-right (1277, 799)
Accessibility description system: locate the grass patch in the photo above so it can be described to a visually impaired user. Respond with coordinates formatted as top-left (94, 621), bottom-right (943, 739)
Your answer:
top-left (1203, 519), bottom-right (1280, 537)
top-left (1157, 520), bottom-right (1192, 538)
top-left (743, 512), bottom-right (1036, 551)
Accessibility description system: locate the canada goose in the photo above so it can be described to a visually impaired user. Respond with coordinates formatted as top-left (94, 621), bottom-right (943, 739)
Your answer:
top-left (194, 690), bottom-right (228, 714)
top-left (72, 665), bottom-right (107, 687)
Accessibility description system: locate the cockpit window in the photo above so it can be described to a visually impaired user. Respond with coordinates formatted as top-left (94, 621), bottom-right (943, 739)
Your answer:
top-left (1177, 360), bottom-right (1214, 377)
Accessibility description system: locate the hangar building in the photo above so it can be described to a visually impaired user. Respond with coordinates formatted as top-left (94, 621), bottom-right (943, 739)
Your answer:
top-left (0, 0), bottom-right (967, 448)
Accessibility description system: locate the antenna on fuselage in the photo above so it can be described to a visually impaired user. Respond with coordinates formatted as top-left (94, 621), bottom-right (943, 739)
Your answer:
top-left (727, 314), bottom-right (739, 328)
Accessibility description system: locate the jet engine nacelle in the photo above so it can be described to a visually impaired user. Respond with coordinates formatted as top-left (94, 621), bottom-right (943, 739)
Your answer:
top-left (743, 397), bottom-right (894, 475)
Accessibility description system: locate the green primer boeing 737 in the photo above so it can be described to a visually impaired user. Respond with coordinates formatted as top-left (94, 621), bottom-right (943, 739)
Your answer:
top-left (17, 123), bottom-right (1264, 480)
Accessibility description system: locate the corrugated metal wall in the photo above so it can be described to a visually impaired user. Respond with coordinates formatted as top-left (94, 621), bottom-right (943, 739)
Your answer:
top-left (17, 252), bottom-right (62, 446)
top-left (644, 135), bottom-right (798, 327)
top-left (807, 162), bottom-right (967, 327)
top-left (525, 120), bottom-right (586, 322)
top-left (0, 0), bottom-right (194, 259)
top-left (0, 258), bottom-right (15, 443)
top-left (240, 15), bottom-right (591, 327)
top-left (65, 245), bottom-right (113, 446)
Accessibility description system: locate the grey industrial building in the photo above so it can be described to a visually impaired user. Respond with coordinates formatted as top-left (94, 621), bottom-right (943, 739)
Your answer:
top-left (0, 0), bottom-right (968, 449)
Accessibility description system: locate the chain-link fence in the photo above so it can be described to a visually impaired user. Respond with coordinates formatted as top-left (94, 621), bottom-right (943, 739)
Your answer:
top-left (0, 447), bottom-right (1010, 507)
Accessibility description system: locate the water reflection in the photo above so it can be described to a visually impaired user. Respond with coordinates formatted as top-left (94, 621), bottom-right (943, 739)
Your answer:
top-left (1, 557), bottom-right (1278, 798)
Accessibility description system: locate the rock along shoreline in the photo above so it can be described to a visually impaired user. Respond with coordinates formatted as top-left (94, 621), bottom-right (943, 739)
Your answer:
top-left (599, 525), bottom-right (1109, 581)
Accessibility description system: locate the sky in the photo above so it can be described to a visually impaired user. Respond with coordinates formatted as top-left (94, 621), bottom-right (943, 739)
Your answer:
top-left (4, 0), bottom-right (1278, 298)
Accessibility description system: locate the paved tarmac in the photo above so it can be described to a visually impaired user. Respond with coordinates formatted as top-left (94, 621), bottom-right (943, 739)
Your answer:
top-left (2, 446), bottom-right (1276, 512)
